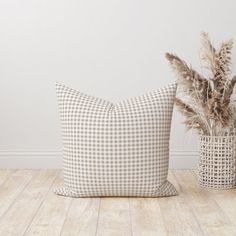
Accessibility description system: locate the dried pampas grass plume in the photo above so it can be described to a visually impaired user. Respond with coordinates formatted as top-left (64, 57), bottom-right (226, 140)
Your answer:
top-left (166, 32), bottom-right (236, 136)
top-left (174, 98), bottom-right (208, 134)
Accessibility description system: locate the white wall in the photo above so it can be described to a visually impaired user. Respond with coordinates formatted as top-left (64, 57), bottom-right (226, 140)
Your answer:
top-left (0, 0), bottom-right (236, 168)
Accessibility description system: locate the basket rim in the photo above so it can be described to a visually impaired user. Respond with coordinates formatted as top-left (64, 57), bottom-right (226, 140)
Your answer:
top-left (200, 133), bottom-right (236, 139)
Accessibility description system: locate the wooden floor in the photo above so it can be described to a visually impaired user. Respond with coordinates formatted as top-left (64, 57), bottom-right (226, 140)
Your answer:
top-left (0, 170), bottom-right (235, 236)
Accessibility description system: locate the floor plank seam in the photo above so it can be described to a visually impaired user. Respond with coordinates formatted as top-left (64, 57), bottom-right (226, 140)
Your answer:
top-left (22, 171), bottom-right (59, 236)
top-left (128, 198), bottom-right (133, 236)
top-left (157, 199), bottom-right (168, 235)
top-left (172, 171), bottom-right (206, 236)
top-left (0, 170), bottom-right (38, 221)
top-left (190, 171), bottom-right (236, 235)
top-left (95, 198), bottom-right (101, 236)
top-left (59, 196), bottom-right (73, 236)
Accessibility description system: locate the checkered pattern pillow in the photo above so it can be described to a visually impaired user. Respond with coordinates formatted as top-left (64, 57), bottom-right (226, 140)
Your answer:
top-left (54, 82), bottom-right (177, 197)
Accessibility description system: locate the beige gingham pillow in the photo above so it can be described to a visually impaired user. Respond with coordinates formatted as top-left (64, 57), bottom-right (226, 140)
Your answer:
top-left (54, 82), bottom-right (177, 197)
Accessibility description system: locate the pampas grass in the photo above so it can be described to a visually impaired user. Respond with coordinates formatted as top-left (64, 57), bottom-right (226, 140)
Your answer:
top-left (166, 32), bottom-right (236, 136)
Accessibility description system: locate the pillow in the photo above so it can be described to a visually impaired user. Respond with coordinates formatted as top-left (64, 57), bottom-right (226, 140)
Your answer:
top-left (54, 82), bottom-right (177, 197)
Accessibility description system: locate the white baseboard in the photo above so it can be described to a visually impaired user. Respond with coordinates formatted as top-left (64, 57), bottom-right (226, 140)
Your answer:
top-left (0, 150), bottom-right (198, 169)
top-left (169, 150), bottom-right (198, 169)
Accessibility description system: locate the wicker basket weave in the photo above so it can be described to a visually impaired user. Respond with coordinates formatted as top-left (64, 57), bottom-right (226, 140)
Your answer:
top-left (198, 134), bottom-right (236, 189)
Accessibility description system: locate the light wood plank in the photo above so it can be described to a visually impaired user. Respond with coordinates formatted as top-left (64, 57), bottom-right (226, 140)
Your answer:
top-left (0, 170), bottom-right (15, 186)
top-left (192, 171), bottom-right (236, 222)
top-left (157, 171), bottom-right (204, 236)
top-left (129, 198), bottom-right (166, 236)
top-left (174, 170), bottom-right (236, 236)
top-left (24, 172), bottom-right (72, 236)
top-left (0, 170), bottom-right (58, 236)
top-left (0, 169), bottom-right (235, 235)
top-left (60, 198), bottom-right (100, 236)
top-left (96, 198), bottom-right (132, 236)
top-left (0, 170), bottom-right (35, 218)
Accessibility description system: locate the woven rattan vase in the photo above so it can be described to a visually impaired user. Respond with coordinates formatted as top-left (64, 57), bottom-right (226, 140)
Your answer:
top-left (198, 134), bottom-right (236, 189)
